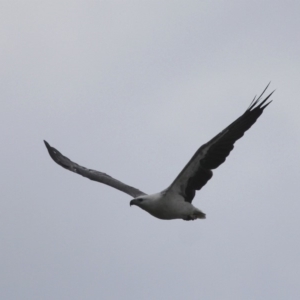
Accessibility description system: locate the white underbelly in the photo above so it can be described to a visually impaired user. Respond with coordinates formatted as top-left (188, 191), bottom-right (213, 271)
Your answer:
top-left (146, 198), bottom-right (195, 220)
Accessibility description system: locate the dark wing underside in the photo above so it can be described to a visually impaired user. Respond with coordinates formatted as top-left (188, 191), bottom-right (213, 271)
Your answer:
top-left (167, 85), bottom-right (274, 203)
top-left (44, 141), bottom-right (147, 198)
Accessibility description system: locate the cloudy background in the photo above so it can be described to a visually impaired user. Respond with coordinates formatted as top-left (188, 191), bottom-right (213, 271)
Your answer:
top-left (1, 1), bottom-right (300, 299)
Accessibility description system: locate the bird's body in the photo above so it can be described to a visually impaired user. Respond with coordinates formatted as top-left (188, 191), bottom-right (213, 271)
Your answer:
top-left (44, 85), bottom-right (273, 221)
top-left (131, 192), bottom-right (205, 220)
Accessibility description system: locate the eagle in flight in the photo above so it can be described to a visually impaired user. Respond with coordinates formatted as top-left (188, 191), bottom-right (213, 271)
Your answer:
top-left (44, 85), bottom-right (273, 221)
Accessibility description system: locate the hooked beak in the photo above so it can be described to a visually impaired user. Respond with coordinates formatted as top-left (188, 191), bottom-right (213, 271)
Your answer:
top-left (130, 199), bottom-right (137, 206)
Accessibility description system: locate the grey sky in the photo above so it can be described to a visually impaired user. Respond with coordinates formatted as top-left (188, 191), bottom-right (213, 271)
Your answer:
top-left (1, 1), bottom-right (300, 299)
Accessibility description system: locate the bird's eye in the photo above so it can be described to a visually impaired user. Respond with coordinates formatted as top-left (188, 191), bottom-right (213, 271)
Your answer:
top-left (138, 198), bottom-right (143, 202)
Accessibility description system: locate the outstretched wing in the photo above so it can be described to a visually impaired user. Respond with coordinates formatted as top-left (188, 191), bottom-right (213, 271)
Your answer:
top-left (44, 141), bottom-right (147, 198)
top-left (166, 85), bottom-right (274, 203)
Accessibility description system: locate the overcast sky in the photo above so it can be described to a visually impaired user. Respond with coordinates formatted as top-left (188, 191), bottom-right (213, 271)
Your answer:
top-left (1, 1), bottom-right (300, 299)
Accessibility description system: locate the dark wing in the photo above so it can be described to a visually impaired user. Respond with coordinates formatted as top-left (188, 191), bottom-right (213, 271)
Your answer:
top-left (44, 141), bottom-right (147, 198)
top-left (166, 85), bottom-right (274, 203)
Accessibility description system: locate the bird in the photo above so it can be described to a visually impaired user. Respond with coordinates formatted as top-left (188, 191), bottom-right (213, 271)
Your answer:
top-left (44, 85), bottom-right (273, 221)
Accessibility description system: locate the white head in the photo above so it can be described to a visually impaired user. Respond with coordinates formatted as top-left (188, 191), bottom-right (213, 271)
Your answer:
top-left (129, 196), bottom-right (149, 210)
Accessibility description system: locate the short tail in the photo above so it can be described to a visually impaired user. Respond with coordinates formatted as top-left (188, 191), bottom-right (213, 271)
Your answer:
top-left (183, 211), bottom-right (206, 221)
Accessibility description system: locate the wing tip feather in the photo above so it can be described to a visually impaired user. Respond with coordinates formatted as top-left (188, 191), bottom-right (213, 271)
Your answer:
top-left (248, 83), bottom-right (274, 112)
top-left (44, 140), bottom-right (50, 149)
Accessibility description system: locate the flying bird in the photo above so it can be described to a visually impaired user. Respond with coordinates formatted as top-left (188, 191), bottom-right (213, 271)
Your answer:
top-left (44, 85), bottom-right (273, 221)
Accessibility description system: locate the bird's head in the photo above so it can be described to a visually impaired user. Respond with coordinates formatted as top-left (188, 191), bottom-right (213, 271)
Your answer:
top-left (130, 197), bottom-right (147, 208)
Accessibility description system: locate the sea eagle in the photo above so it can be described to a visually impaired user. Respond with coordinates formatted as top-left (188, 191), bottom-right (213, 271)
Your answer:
top-left (44, 85), bottom-right (273, 221)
